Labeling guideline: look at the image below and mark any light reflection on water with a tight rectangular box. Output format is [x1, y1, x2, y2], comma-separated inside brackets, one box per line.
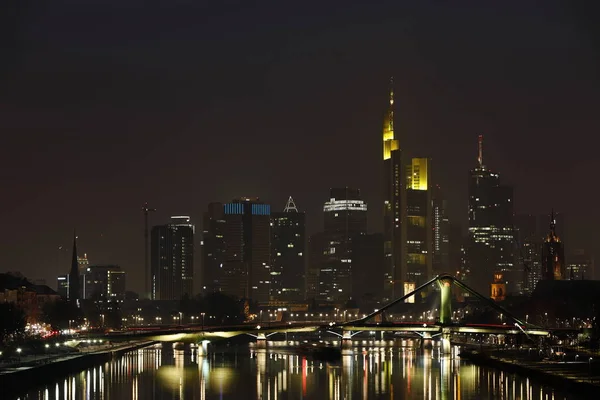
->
[17, 342, 576, 400]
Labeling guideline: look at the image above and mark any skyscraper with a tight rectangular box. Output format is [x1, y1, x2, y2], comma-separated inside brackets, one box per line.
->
[320, 187, 367, 301]
[82, 265, 126, 302]
[382, 77, 404, 301]
[221, 198, 271, 303]
[151, 216, 195, 300]
[515, 214, 542, 293]
[68, 231, 80, 303]
[567, 249, 594, 280]
[404, 158, 433, 297]
[467, 135, 515, 294]
[351, 233, 384, 306]
[432, 185, 450, 276]
[270, 197, 306, 302]
[201, 202, 226, 293]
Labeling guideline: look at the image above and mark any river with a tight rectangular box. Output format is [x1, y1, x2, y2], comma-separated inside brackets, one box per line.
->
[16, 340, 578, 399]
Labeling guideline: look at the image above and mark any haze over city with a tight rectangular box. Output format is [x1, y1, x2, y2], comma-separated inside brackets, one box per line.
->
[3, 1, 599, 293]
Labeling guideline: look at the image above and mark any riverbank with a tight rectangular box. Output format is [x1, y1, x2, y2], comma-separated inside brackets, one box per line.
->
[0, 340, 155, 399]
[460, 349, 600, 399]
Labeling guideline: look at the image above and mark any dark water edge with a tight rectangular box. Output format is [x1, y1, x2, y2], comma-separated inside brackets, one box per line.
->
[11, 340, 589, 400]
[0, 342, 152, 399]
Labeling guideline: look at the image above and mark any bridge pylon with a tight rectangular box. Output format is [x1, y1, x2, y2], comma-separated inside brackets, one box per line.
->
[437, 276, 453, 326]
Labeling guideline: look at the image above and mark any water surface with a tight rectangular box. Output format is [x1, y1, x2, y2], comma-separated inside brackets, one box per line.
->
[18, 341, 577, 399]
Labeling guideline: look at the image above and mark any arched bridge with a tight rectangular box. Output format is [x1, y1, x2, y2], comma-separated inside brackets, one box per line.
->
[86, 274, 551, 353]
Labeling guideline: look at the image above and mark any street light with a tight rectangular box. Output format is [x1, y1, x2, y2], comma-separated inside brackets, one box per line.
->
[201, 312, 206, 331]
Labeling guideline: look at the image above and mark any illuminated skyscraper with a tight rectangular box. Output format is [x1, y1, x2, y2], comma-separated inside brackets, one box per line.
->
[515, 214, 542, 293]
[151, 216, 195, 300]
[77, 253, 89, 275]
[467, 136, 515, 294]
[201, 202, 226, 293]
[320, 187, 367, 301]
[382, 77, 404, 301]
[404, 158, 433, 295]
[432, 185, 450, 276]
[271, 197, 306, 301]
[221, 198, 271, 303]
[82, 265, 126, 302]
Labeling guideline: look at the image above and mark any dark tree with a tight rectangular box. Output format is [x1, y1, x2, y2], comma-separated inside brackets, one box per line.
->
[41, 300, 83, 330]
[0, 303, 26, 343]
[202, 292, 245, 324]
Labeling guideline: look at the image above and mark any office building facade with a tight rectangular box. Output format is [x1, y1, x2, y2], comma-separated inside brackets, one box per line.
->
[270, 197, 306, 301]
[151, 216, 195, 300]
[201, 202, 226, 293]
[403, 158, 433, 299]
[221, 198, 272, 303]
[432, 185, 450, 276]
[567, 249, 594, 280]
[382, 78, 404, 301]
[467, 135, 516, 294]
[320, 187, 367, 301]
[82, 265, 126, 302]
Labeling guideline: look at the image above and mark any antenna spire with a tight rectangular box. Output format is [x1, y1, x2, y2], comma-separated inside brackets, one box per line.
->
[68, 229, 80, 302]
[283, 196, 298, 212]
[477, 134, 484, 167]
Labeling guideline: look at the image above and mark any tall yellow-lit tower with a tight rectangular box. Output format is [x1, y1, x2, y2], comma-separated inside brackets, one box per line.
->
[382, 77, 403, 301]
[382, 78, 399, 160]
[405, 157, 433, 294]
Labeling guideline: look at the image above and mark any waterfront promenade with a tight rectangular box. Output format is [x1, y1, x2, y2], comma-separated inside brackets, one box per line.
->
[0, 340, 154, 398]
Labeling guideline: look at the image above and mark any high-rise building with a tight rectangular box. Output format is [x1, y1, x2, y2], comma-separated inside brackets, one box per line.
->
[351, 233, 384, 306]
[221, 198, 271, 303]
[151, 216, 195, 300]
[382, 78, 404, 302]
[515, 214, 542, 293]
[320, 187, 367, 301]
[201, 202, 226, 293]
[403, 158, 433, 298]
[306, 232, 326, 300]
[68, 232, 80, 303]
[56, 274, 69, 299]
[432, 185, 450, 276]
[567, 249, 594, 280]
[82, 265, 126, 302]
[467, 135, 515, 294]
[77, 253, 89, 275]
[541, 212, 565, 281]
[270, 197, 306, 302]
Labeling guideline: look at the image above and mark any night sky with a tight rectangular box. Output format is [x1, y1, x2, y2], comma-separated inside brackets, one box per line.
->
[2, 1, 599, 293]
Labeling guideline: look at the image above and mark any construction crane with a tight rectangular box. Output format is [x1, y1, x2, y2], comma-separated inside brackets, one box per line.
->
[142, 202, 156, 299]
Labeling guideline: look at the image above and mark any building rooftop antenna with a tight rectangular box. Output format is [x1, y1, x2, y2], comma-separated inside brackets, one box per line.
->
[477, 134, 484, 167]
[283, 196, 298, 212]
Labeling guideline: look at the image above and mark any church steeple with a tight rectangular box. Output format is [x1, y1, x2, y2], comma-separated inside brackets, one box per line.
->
[68, 230, 80, 302]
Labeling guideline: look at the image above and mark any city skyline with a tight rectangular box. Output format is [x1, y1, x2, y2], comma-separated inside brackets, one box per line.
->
[2, 2, 599, 294]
